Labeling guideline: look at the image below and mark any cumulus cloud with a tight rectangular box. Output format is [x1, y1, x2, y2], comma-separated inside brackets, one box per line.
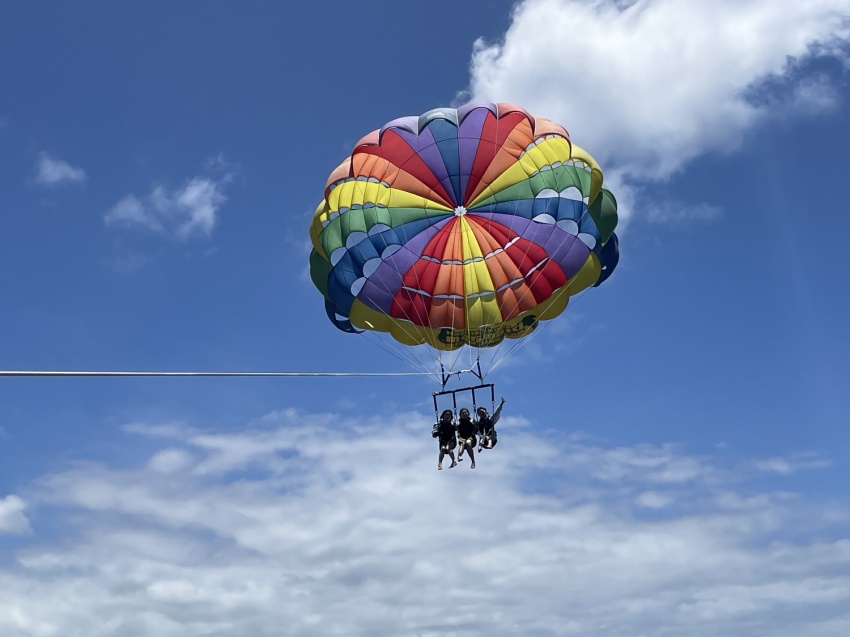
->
[104, 156, 234, 241]
[2, 409, 849, 636]
[34, 152, 87, 186]
[468, 0, 850, 217]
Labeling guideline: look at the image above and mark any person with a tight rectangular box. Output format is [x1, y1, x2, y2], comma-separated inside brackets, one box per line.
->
[455, 407, 477, 469]
[432, 409, 457, 470]
[476, 396, 506, 452]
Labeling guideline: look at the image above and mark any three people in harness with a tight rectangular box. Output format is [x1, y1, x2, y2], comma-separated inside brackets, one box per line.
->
[432, 397, 505, 471]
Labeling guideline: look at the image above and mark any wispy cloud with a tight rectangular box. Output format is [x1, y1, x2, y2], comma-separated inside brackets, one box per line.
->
[468, 0, 850, 220]
[105, 178, 226, 240]
[755, 453, 831, 475]
[636, 490, 676, 508]
[104, 156, 234, 241]
[646, 200, 724, 224]
[34, 152, 87, 187]
[0, 494, 31, 534]
[790, 74, 841, 112]
[2, 409, 848, 636]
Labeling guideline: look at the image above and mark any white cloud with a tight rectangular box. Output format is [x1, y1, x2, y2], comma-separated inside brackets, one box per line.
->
[177, 179, 226, 238]
[2, 410, 849, 636]
[203, 152, 240, 178]
[468, 0, 850, 218]
[34, 152, 86, 186]
[562, 441, 710, 483]
[756, 453, 831, 475]
[0, 494, 31, 534]
[104, 156, 232, 241]
[104, 194, 164, 233]
[789, 74, 842, 112]
[148, 449, 194, 474]
[636, 490, 675, 508]
[105, 178, 226, 240]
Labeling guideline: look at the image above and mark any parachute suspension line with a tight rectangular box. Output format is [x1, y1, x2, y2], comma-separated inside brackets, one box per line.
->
[477, 191, 554, 376]
[437, 350, 466, 388]
[452, 216, 474, 375]
[486, 180, 600, 373]
[488, 202, 598, 374]
[489, 283, 595, 375]
[436, 354, 486, 391]
[437, 216, 467, 386]
[371, 199, 447, 374]
[352, 182, 426, 356]
[350, 202, 441, 376]
[465, 203, 475, 374]
[361, 330, 433, 379]
[479, 186, 542, 372]
[356, 330, 410, 369]
[442, 345, 467, 378]
[347, 285, 427, 373]
[0, 370, 434, 378]
[435, 218, 476, 381]
[356, 330, 438, 382]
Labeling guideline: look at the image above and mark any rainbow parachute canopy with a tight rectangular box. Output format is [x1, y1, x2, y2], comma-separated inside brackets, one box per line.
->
[310, 102, 619, 352]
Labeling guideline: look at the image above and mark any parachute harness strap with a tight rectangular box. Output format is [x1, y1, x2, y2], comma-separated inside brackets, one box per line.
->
[437, 353, 487, 392]
[432, 382, 494, 424]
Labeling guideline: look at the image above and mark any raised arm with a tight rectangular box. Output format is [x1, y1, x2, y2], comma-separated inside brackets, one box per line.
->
[492, 397, 506, 426]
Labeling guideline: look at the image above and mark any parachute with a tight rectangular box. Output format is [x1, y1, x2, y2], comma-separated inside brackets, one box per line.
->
[309, 102, 619, 382]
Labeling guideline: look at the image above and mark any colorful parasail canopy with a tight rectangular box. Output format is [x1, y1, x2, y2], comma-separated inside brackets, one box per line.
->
[310, 102, 619, 352]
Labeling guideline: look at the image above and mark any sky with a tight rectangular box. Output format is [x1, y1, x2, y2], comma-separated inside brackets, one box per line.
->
[1, 1, 849, 635]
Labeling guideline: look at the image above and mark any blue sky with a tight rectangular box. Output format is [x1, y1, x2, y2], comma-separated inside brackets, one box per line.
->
[1, 1, 850, 635]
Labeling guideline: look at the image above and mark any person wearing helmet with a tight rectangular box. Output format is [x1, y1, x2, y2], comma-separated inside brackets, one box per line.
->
[476, 396, 506, 452]
[432, 409, 457, 470]
[455, 407, 477, 469]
